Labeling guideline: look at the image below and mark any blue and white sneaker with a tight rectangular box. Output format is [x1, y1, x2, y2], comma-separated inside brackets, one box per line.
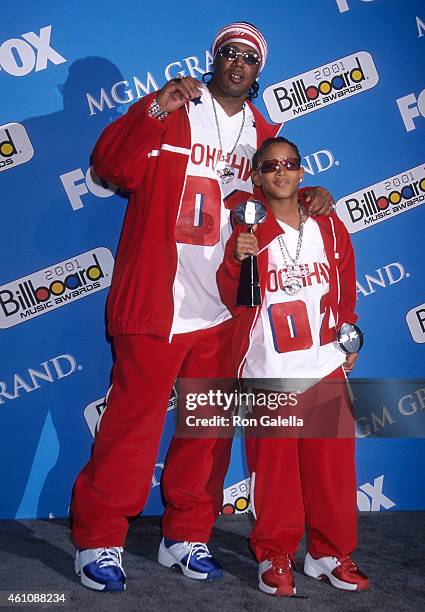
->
[158, 538, 223, 580]
[75, 547, 126, 592]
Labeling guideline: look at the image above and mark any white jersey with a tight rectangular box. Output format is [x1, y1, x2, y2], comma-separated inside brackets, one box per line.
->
[171, 84, 257, 335]
[243, 218, 346, 391]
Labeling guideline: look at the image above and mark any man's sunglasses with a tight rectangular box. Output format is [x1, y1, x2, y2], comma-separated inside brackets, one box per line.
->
[217, 45, 260, 66]
[259, 158, 301, 173]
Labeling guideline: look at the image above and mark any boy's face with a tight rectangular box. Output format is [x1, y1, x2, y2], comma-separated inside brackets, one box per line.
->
[252, 142, 304, 201]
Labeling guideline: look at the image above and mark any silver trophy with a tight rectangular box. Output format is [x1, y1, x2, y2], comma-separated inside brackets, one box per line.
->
[233, 200, 267, 307]
[337, 322, 364, 354]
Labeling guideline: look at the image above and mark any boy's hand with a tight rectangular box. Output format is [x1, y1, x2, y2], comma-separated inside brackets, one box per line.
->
[343, 352, 358, 373]
[235, 230, 258, 262]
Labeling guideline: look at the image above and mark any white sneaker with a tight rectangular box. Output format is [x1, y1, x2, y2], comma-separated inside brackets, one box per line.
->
[258, 554, 296, 596]
[304, 552, 369, 591]
[75, 547, 126, 591]
[158, 538, 223, 580]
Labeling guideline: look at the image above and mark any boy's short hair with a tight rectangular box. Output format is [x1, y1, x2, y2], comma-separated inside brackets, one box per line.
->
[253, 137, 301, 170]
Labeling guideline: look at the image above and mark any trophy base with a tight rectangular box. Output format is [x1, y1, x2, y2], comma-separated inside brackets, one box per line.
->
[236, 284, 261, 307]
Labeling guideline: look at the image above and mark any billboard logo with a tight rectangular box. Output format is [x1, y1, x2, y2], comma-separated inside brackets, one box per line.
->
[336, 163, 425, 233]
[406, 303, 425, 344]
[0, 26, 66, 77]
[84, 387, 177, 437]
[84, 397, 108, 437]
[263, 51, 379, 123]
[397, 88, 425, 132]
[0, 123, 34, 172]
[0, 248, 114, 328]
[222, 478, 250, 515]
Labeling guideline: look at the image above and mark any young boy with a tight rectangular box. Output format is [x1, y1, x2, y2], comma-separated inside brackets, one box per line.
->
[216, 137, 368, 596]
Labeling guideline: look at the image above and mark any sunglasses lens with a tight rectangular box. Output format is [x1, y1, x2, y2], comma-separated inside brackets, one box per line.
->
[285, 158, 301, 170]
[219, 46, 236, 60]
[218, 46, 260, 65]
[260, 160, 278, 173]
[260, 158, 301, 173]
[244, 53, 260, 65]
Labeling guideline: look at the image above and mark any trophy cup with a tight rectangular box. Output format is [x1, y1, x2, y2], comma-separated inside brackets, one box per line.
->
[234, 200, 267, 307]
[337, 322, 364, 354]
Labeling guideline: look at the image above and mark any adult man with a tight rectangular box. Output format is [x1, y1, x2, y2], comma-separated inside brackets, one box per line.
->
[71, 22, 333, 592]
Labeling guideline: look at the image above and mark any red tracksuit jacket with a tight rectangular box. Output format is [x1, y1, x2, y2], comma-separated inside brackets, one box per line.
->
[92, 92, 282, 338]
[216, 209, 358, 376]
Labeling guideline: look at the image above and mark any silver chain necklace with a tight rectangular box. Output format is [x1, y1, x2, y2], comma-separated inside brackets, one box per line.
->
[277, 207, 308, 296]
[209, 91, 246, 184]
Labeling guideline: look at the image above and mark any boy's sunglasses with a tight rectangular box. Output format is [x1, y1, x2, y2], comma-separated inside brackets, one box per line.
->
[217, 45, 260, 66]
[259, 158, 301, 173]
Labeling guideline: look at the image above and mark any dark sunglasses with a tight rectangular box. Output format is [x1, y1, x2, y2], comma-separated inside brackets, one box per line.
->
[259, 158, 301, 173]
[217, 45, 260, 66]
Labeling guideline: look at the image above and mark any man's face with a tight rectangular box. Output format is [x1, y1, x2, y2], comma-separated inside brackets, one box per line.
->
[210, 42, 260, 98]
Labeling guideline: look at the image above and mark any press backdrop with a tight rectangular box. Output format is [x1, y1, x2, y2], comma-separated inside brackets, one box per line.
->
[1, 0, 424, 519]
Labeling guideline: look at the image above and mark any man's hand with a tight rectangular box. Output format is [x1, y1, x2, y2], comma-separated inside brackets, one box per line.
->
[343, 352, 358, 373]
[303, 186, 334, 216]
[156, 77, 203, 114]
[235, 230, 258, 262]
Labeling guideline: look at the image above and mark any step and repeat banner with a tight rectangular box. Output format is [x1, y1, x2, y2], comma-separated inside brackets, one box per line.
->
[1, 0, 424, 519]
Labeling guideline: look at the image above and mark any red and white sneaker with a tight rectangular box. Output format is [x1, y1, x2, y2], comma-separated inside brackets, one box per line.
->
[304, 552, 369, 591]
[258, 553, 296, 596]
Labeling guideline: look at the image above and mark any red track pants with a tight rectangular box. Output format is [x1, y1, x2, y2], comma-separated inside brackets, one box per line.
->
[245, 367, 357, 562]
[71, 320, 234, 549]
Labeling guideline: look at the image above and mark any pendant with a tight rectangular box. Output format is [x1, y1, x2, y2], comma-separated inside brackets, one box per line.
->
[215, 159, 235, 184]
[292, 263, 310, 278]
[283, 277, 302, 296]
